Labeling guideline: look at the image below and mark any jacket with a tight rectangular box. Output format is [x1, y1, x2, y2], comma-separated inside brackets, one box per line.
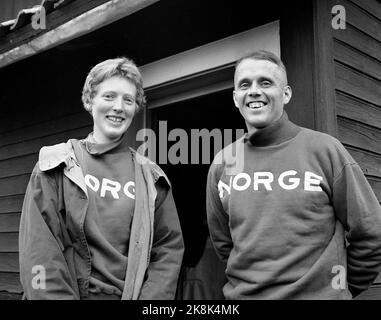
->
[19, 139, 184, 300]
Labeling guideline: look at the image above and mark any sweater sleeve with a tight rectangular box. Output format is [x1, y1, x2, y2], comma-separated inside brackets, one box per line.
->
[206, 163, 232, 265]
[138, 180, 184, 300]
[19, 165, 80, 300]
[332, 162, 381, 297]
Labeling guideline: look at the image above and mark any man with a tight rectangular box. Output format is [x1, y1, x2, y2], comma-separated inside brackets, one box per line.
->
[206, 50, 381, 299]
[19, 57, 184, 299]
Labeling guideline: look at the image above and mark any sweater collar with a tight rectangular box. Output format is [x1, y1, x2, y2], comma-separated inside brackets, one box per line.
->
[244, 111, 301, 147]
[82, 132, 126, 155]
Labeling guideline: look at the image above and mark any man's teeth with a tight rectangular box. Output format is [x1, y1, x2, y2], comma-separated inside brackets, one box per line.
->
[107, 116, 124, 123]
[248, 102, 265, 109]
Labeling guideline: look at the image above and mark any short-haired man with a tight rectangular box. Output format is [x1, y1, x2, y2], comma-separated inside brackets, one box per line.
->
[206, 50, 381, 299]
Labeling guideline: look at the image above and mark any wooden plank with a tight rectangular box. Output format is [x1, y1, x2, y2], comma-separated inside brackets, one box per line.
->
[279, 0, 316, 130]
[346, 146, 381, 178]
[337, 0, 381, 42]
[374, 270, 381, 284]
[0, 195, 24, 214]
[0, 125, 91, 161]
[0, 0, 159, 68]
[336, 91, 381, 129]
[355, 284, 381, 300]
[350, 0, 381, 21]
[0, 233, 19, 252]
[0, 154, 37, 179]
[0, 0, 111, 55]
[333, 40, 381, 82]
[0, 175, 30, 198]
[0, 99, 81, 135]
[312, 0, 337, 135]
[335, 62, 381, 107]
[0, 272, 22, 293]
[334, 24, 381, 61]
[0, 292, 22, 300]
[0, 253, 19, 273]
[338, 117, 381, 154]
[0, 213, 20, 233]
[0, 0, 41, 23]
[0, 111, 91, 148]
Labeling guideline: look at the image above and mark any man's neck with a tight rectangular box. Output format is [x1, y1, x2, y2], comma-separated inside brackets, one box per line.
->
[245, 112, 301, 147]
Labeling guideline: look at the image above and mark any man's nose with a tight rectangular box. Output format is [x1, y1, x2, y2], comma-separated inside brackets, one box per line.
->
[248, 83, 261, 96]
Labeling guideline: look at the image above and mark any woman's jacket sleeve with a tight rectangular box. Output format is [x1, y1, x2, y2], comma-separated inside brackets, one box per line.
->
[19, 164, 80, 300]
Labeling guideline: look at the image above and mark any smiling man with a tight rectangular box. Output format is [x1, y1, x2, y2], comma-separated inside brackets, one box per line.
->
[19, 57, 184, 300]
[206, 50, 381, 299]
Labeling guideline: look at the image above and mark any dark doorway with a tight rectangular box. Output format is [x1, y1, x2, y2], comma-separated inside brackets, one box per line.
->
[150, 89, 245, 299]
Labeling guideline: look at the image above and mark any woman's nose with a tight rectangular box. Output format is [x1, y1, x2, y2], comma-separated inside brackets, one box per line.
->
[112, 97, 124, 111]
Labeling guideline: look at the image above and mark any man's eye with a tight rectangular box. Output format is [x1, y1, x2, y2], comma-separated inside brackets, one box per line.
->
[239, 83, 249, 89]
[261, 81, 272, 87]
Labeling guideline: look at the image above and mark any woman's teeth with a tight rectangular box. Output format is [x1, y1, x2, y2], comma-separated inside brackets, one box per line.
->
[107, 116, 123, 123]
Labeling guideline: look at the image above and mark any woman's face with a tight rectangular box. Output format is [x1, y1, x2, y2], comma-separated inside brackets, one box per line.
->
[90, 76, 137, 143]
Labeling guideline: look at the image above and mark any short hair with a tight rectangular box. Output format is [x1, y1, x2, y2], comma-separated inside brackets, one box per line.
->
[81, 57, 146, 113]
[235, 50, 288, 84]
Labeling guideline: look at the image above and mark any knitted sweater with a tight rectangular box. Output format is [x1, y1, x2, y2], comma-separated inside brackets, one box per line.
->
[206, 113, 381, 299]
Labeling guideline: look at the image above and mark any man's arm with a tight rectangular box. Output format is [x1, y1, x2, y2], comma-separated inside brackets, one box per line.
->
[206, 163, 232, 265]
[333, 162, 381, 297]
[19, 165, 80, 300]
[138, 180, 184, 300]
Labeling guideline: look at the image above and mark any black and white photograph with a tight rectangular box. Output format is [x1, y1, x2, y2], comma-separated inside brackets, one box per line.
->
[0, 0, 380, 307]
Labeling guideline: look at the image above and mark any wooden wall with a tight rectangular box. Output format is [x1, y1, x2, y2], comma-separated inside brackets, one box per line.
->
[332, 0, 381, 199]
[329, 0, 381, 298]
[0, 106, 92, 299]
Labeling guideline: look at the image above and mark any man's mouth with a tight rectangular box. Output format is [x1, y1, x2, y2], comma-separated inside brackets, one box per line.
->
[247, 101, 267, 109]
[106, 115, 125, 123]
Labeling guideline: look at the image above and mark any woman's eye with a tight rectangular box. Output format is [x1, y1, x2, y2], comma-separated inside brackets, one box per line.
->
[124, 97, 135, 104]
[103, 93, 114, 99]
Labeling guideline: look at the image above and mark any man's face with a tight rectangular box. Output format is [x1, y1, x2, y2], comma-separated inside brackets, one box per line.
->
[91, 76, 137, 143]
[233, 58, 292, 132]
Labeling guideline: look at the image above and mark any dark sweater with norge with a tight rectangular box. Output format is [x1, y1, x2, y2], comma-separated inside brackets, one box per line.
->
[206, 112, 381, 299]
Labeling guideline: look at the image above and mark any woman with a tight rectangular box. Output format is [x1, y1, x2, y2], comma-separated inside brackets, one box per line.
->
[19, 57, 184, 300]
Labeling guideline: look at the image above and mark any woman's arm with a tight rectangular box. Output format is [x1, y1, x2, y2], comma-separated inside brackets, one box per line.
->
[19, 164, 80, 300]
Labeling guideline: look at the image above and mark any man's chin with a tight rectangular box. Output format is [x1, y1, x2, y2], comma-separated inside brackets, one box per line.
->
[245, 117, 270, 131]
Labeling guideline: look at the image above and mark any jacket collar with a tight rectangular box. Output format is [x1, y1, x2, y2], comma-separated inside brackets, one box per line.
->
[39, 141, 72, 172]
[39, 140, 87, 196]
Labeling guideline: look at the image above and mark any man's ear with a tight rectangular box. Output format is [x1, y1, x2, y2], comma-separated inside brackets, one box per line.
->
[233, 90, 239, 109]
[283, 85, 292, 105]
